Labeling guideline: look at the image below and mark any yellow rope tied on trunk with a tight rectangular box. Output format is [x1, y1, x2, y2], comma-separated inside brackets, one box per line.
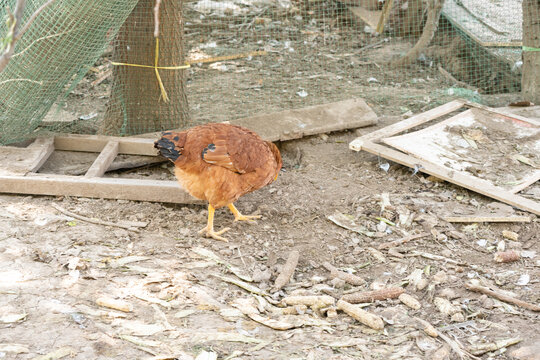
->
[111, 38, 190, 103]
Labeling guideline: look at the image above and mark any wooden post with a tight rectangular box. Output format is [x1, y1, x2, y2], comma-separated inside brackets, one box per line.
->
[522, 0, 540, 104]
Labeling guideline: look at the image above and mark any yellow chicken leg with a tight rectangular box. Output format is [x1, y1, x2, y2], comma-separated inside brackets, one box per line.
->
[199, 204, 230, 242]
[228, 203, 262, 222]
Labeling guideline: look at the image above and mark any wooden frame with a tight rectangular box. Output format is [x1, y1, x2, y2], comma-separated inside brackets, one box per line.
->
[349, 99, 540, 216]
[0, 98, 379, 204]
[0, 134, 200, 204]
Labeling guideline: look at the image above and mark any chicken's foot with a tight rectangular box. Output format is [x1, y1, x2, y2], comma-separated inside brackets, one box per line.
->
[228, 203, 261, 222]
[199, 204, 230, 242]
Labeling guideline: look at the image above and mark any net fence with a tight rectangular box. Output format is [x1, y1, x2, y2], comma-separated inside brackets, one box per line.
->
[0, 0, 538, 145]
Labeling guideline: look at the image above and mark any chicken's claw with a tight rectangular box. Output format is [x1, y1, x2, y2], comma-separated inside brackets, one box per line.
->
[198, 225, 230, 242]
[228, 203, 261, 223]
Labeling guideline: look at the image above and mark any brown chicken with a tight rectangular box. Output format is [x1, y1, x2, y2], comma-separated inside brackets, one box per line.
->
[154, 123, 282, 241]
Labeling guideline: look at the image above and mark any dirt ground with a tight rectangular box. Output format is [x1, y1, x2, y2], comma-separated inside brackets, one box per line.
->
[2, 96, 540, 359]
[2, 5, 540, 359]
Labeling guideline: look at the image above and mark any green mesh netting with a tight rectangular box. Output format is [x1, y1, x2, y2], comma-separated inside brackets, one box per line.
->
[0, 0, 139, 144]
[1, 0, 538, 145]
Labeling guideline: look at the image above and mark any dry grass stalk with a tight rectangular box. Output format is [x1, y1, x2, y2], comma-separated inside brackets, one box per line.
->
[322, 262, 365, 286]
[378, 232, 429, 249]
[465, 282, 540, 312]
[96, 296, 133, 312]
[399, 293, 421, 310]
[273, 250, 300, 291]
[341, 287, 404, 304]
[493, 250, 520, 263]
[337, 300, 384, 330]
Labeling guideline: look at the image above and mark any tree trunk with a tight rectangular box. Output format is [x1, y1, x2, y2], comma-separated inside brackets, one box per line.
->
[522, 0, 540, 104]
[100, 0, 189, 136]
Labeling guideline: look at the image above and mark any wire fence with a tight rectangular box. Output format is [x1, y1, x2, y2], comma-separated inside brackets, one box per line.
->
[0, 0, 536, 144]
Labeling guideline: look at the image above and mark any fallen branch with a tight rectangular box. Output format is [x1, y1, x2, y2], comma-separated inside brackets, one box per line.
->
[341, 287, 404, 304]
[322, 262, 365, 286]
[465, 282, 540, 312]
[390, 0, 445, 67]
[273, 250, 300, 291]
[337, 300, 384, 330]
[51, 203, 142, 231]
[378, 232, 429, 249]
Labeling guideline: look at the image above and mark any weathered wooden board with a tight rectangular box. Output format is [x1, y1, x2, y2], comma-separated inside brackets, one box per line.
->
[139, 98, 378, 141]
[0, 174, 201, 204]
[232, 98, 378, 142]
[349, 100, 540, 216]
[0, 137, 55, 175]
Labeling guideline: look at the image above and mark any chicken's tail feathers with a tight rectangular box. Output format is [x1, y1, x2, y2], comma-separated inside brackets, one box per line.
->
[154, 131, 186, 162]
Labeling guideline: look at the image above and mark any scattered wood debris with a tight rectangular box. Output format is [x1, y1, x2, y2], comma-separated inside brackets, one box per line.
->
[341, 287, 405, 304]
[399, 293, 421, 310]
[96, 296, 133, 313]
[468, 337, 522, 356]
[443, 216, 531, 223]
[337, 300, 384, 330]
[466, 281, 540, 312]
[322, 262, 365, 285]
[494, 250, 520, 263]
[378, 232, 429, 250]
[273, 249, 300, 291]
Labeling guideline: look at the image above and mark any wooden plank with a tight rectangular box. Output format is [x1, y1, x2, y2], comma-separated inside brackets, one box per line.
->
[138, 98, 378, 142]
[0, 174, 201, 204]
[349, 100, 465, 151]
[0, 137, 55, 175]
[510, 173, 540, 194]
[443, 216, 531, 223]
[85, 141, 119, 178]
[26, 137, 55, 173]
[465, 101, 540, 126]
[358, 140, 540, 215]
[381, 108, 540, 194]
[54, 134, 157, 156]
[232, 98, 378, 142]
